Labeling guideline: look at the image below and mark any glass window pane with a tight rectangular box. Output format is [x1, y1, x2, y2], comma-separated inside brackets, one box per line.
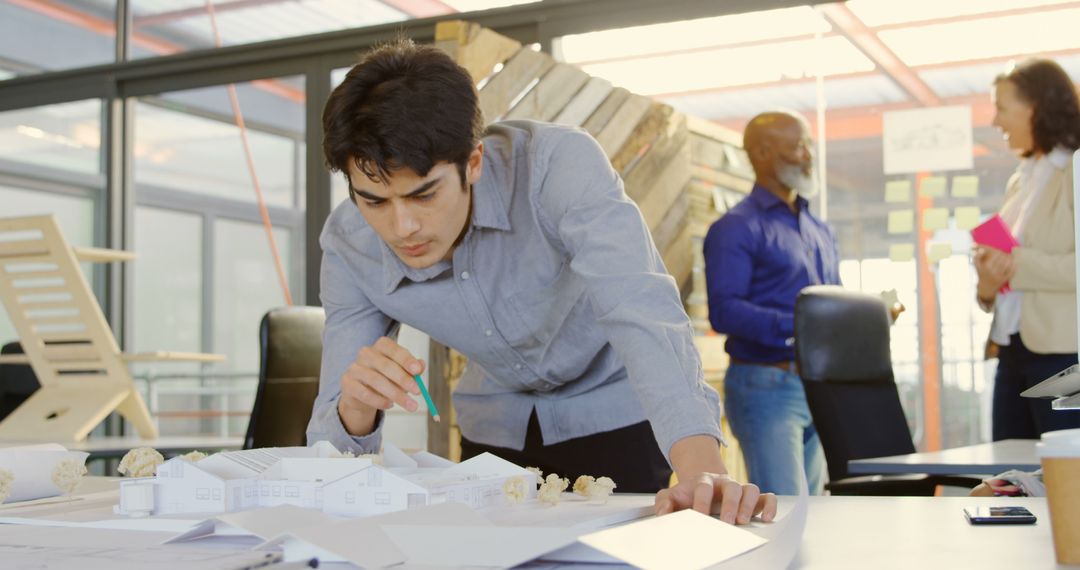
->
[0, 100, 103, 175]
[134, 79, 303, 207]
[212, 218, 292, 375]
[132, 206, 203, 357]
[0, 1, 117, 77]
[0, 186, 95, 346]
[127, 0, 539, 60]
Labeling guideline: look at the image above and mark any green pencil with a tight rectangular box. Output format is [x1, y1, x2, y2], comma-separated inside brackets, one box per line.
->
[414, 374, 441, 422]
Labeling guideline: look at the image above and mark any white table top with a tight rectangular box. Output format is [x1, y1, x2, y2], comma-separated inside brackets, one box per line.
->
[0, 481, 1063, 568]
[848, 439, 1039, 476]
[0, 435, 243, 458]
[792, 495, 1060, 568]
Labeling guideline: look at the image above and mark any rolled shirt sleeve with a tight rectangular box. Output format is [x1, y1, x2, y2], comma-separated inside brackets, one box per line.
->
[305, 240, 393, 455]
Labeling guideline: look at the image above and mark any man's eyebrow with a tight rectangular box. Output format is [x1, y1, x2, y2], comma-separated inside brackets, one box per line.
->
[404, 180, 439, 197]
[353, 179, 439, 202]
[354, 189, 385, 201]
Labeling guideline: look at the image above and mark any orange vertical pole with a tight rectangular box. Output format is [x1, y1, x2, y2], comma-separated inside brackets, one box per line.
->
[915, 173, 942, 452]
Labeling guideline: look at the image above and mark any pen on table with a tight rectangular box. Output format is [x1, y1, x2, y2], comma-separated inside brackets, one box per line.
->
[414, 373, 441, 422]
[270, 557, 319, 569]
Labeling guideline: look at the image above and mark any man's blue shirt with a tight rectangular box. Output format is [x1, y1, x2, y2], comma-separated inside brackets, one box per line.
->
[703, 184, 840, 362]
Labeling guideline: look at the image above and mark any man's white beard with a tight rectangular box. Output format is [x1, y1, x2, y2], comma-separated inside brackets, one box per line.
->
[777, 162, 818, 198]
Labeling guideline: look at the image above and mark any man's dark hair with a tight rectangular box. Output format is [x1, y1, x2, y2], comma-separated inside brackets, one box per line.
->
[995, 58, 1080, 157]
[322, 37, 484, 199]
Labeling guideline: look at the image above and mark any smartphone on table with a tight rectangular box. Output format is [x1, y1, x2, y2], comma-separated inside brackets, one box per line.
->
[964, 506, 1037, 525]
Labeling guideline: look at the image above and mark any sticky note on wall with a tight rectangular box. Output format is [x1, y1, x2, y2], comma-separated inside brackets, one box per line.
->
[890, 244, 914, 262]
[951, 175, 979, 198]
[920, 176, 946, 198]
[927, 242, 953, 263]
[923, 207, 948, 231]
[888, 210, 914, 234]
[954, 206, 982, 230]
[885, 180, 911, 203]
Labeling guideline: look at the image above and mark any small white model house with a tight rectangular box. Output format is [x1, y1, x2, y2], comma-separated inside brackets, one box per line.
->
[115, 442, 537, 518]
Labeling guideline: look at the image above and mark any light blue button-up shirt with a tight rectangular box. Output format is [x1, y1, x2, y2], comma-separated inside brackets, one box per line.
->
[306, 120, 723, 462]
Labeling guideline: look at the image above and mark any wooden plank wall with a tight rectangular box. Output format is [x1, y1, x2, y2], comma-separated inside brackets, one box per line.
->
[427, 21, 731, 468]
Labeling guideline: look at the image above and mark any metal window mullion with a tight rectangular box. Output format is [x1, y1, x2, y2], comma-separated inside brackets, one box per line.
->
[304, 58, 331, 306]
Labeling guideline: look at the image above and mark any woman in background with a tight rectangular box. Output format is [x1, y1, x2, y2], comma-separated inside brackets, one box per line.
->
[975, 58, 1080, 440]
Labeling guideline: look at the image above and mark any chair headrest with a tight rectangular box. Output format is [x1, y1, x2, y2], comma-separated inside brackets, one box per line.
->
[794, 285, 893, 383]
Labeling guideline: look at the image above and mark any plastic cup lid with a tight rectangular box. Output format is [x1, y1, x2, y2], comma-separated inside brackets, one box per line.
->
[1037, 428, 1080, 458]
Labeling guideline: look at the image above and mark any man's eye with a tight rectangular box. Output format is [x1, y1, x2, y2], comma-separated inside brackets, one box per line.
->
[364, 200, 385, 208]
[415, 192, 435, 202]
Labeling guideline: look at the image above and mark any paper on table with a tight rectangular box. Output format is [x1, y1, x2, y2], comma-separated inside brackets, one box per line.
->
[258, 502, 489, 567]
[166, 504, 341, 544]
[717, 471, 810, 570]
[546, 472, 810, 569]
[0, 444, 90, 503]
[576, 509, 766, 570]
[0, 543, 280, 570]
[483, 493, 654, 531]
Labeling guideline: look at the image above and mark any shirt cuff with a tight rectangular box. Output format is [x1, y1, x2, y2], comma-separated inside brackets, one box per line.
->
[324, 403, 385, 455]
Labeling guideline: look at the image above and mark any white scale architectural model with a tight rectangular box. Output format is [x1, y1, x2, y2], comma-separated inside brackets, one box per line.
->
[115, 441, 538, 518]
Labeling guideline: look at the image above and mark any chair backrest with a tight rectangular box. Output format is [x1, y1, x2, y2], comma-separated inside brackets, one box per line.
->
[0, 342, 39, 420]
[244, 306, 325, 449]
[794, 285, 916, 481]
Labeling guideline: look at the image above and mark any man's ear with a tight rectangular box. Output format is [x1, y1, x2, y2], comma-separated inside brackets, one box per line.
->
[466, 143, 484, 185]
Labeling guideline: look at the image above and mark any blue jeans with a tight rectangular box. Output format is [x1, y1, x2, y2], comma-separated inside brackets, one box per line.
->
[724, 363, 824, 495]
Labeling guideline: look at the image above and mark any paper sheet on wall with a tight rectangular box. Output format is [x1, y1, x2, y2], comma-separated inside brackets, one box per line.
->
[923, 208, 949, 231]
[885, 180, 911, 203]
[889, 244, 915, 262]
[928, 243, 953, 263]
[888, 210, 914, 234]
[920, 176, 947, 198]
[954, 206, 982, 231]
[882, 105, 973, 174]
[951, 175, 980, 198]
[0, 444, 89, 503]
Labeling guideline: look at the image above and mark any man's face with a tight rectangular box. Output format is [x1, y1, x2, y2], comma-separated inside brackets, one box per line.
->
[770, 120, 816, 197]
[347, 146, 483, 269]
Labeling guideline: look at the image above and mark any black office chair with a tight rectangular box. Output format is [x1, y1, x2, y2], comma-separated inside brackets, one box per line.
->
[0, 342, 40, 421]
[243, 306, 325, 449]
[794, 285, 981, 495]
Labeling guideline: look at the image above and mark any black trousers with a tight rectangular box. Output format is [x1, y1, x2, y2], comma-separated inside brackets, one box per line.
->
[993, 333, 1080, 440]
[460, 411, 672, 493]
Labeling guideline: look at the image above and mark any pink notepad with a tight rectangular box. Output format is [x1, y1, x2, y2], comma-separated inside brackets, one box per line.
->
[971, 214, 1018, 292]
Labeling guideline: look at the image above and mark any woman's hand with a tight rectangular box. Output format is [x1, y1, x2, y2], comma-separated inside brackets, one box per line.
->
[973, 246, 1016, 303]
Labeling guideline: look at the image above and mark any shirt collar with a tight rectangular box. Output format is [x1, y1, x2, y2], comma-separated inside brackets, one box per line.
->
[1049, 145, 1072, 169]
[749, 183, 807, 213]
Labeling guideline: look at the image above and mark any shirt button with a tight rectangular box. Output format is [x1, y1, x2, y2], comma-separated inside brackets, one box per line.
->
[461, 271, 470, 280]
[485, 329, 493, 337]
[515, 364, 523, 370]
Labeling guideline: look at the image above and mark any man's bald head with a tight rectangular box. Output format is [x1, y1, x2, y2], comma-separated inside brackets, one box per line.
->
[742, 110, 815, 197]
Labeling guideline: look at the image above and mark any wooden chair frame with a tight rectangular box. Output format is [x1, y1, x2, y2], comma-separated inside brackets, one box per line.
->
[0, 214, 222, 442]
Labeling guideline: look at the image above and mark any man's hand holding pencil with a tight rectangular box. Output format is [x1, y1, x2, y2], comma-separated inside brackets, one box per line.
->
[338, 336, 440, 437]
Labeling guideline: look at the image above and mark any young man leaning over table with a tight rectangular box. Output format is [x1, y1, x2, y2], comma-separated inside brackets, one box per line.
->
[305, 37, 777, 524]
